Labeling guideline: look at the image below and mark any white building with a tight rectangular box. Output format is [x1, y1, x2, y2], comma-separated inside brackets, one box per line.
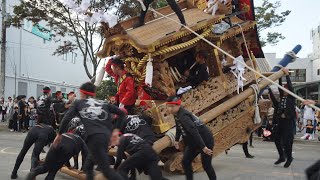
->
[264, 53, 320, 83]
[263, 24, 320, 101]
[0, 0, 91, 99]
[309, 25, 320, 59]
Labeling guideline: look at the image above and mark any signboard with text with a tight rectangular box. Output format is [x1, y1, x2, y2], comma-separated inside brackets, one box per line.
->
[23, 19, 52, 41]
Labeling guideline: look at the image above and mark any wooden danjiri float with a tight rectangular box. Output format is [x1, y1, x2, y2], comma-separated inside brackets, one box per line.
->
[61, 0, 293, 179]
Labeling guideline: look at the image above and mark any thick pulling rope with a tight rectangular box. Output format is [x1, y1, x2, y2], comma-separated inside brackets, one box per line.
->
[149, 7, 320, 111]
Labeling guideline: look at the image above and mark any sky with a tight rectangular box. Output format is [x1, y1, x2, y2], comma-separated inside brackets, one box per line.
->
[258, 0, 320, 58]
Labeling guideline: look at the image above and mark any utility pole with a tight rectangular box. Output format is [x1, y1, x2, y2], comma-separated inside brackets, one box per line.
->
[0, 0, 7, 98]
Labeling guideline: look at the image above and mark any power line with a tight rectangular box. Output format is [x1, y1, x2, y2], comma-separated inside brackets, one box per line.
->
[6, 41, 59, 51]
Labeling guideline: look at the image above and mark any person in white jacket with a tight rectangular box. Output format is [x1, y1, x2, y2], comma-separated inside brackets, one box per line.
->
[303, 105, 315, 133]
[6, 97, 14, 120]
[0, 97, 7, 122]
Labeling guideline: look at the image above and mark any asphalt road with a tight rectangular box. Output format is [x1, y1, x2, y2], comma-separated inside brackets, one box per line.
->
[0, 123, 318, 180]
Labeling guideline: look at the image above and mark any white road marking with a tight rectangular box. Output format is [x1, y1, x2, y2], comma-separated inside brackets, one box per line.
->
[0, 147, 30, 156]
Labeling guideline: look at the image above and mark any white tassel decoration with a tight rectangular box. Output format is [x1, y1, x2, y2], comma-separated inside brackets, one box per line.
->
[145, 54, 153, 87]
[94, 58, 109, 87]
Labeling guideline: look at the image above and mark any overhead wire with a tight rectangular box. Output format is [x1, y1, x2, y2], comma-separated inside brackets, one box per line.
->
[149, 7, 320, 111]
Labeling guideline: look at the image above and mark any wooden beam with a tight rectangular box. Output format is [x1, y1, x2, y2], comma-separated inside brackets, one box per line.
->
[153, 70, 284, 153]
[60, 167, 86, 180]
[261, 72, 275, 76]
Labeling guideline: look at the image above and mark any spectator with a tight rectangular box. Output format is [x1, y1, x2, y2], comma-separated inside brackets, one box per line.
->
[263, 119, 274, 141]
[302, 104, 315, 134]
[300, 120, 314, 140]
[17, 95, 27, 132]
[28, 97, 37, 128]
[11, 106, 19, 132]
[13, 98, 18, 108]
[0, 97, 6, 122]
[6, 97, 14, 121]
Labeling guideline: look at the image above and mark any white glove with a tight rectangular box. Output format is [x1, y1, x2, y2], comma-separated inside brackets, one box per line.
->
[111, 55, 118, 59]
[119, 103, 124, 108]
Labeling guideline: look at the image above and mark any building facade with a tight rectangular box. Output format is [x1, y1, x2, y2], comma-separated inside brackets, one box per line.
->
[264, 24, 320, 101]
[265, 53, 320, 83]
[309, 24, 320, 59]
[0, 0, 91, 99]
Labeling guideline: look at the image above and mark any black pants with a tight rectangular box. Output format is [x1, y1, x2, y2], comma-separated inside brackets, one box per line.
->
[84, 133, 123, 180]
[249, 133, 253, 146]
[11, 120, 18, 131]
[242, 141, 250, 157]
[1, 110, 6, 121]
[18, 119, 24, 131]
[306, 160, 320, 180]
[12, 131, 47, 175]
[118, 144, 162, 180]
[182, 137, 216, 180]
[24, 118, 30, 130]
[27, 137, 76, 180]
[274, 124, 294, 160]
[138, 0, 186, 25]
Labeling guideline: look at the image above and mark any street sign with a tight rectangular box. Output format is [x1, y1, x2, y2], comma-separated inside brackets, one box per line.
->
[23, 19, 52, 41]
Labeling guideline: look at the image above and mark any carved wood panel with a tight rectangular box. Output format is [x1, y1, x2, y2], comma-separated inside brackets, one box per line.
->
[212, 109, 255, 156]
[181, 60, 255, 115]
[206, 99, 253, 134]
[182, 77, 225, 113]
[152, 61, 176, 96]
[163, 102, 255, 172]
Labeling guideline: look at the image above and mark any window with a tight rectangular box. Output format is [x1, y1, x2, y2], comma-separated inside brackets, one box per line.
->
[318, 69, 320, 76]
[289, 69, 306, 82]
[18, 82, 28, 97]
[60, 88, 66, 93]
[50, 86, 56, 93]
[71, 52, 77, 64]
[37, 84, 45, 98]
[62, 53, 67, 61]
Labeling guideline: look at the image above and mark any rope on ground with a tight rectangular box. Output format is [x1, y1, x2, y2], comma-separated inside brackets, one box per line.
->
[149, 7, 320, 111]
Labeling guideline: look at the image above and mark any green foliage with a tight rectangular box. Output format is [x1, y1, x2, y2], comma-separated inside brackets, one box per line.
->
[9, 0, 131, 79]
[255, 0, 291, 46]
[156, 0, 169, 8]
[96, 77, 117, 100]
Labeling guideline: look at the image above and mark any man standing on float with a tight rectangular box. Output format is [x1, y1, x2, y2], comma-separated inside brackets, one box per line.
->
[105, 57, 136, 114]
[134, 0, 186, 28]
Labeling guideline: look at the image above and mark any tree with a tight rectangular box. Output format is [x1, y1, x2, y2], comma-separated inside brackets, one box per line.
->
[96, 77, 117, 100]
[9, 0, 136, 80]
[255, 0, 291, 47]
[9, 0, 176, 80]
